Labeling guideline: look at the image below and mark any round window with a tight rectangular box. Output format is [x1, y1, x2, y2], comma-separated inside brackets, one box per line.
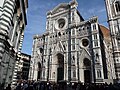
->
[58, 18, 65, 29]
[82, 39, 89, 47]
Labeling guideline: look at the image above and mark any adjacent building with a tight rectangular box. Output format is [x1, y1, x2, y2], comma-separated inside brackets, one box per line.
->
[12, 53, 31, 85]
[29, 0, 116, 83]
[105, 0, 120, 80]
[0, 0, 28, 86]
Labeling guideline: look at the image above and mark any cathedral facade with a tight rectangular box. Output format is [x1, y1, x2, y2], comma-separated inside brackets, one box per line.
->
[105, 0, 120, 80]
[29, 0, 116, 83]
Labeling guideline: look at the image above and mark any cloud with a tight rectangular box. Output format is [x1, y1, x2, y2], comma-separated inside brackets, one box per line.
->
[87, 7, 106, 15]
[88, 8, 96, 15]
[98, 8, 106, 13]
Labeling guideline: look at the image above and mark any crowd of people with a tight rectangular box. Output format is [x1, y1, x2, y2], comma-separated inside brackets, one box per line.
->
[1, 80, 120, 90]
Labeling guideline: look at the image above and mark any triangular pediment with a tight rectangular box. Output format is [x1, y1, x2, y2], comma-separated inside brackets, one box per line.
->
[79, 48, 91, 61]
[52, 42, 64, 56]
[79, 49, 91, 67]
[51, 3, 69, 14]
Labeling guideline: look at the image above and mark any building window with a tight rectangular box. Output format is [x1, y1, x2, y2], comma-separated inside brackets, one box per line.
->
[44, 45, 47, 54]
[72, 45, 75, 50]
[118, 40, 120, 47]
[73, 70, 76, 77]
[72, 29, 75, 35]
[72, 55, 75, 64]
[87, 26, 90, 30]
[93, 24, 96, 30]
[43, 70, 45, 77]
[82, 39, 89, 47]
[116, 59, 119, 62]
[58, 18, 65, 29]
[83, 58, 91, 67]
[47, 21, 49, 29]
[96, 53, 99, 61]
[115, 1, 120, 13]
[97, 70, 102, 78]
[94, 41, 98, 47]
[72, 38, 75, 50]
[94, 34, 97, 40]
[45, 37, 48, 42]
[72, 12, 74, 21]
[52, 72, 55, 78]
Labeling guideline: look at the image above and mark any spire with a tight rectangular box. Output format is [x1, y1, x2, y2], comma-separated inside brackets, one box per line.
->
[69, 0, 78, 7]
[73, 0, 77, 2]
[73, 0, 78, 4]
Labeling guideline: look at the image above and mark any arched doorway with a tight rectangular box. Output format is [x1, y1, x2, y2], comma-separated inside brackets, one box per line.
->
[57, 53, 64, 82]
[37, 62, 41, 80]
[83, 58, 91, 83]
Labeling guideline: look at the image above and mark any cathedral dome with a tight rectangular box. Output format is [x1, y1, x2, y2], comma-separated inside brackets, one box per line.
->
[99, 25, 111, 42]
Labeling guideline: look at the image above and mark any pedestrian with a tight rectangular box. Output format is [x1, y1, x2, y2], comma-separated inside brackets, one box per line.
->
[6, 84, 11, 90]
[23, 82, 28, 90]
[15, 83, 22, 90]
[1, 83, 5, 90]
[28, 82, 34, 90]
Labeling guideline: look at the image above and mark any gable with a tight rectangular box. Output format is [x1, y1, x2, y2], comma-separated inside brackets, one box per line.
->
[52, 42, 64, 56]
[79, 48, 91, 61]
[51, 3, 69, 14]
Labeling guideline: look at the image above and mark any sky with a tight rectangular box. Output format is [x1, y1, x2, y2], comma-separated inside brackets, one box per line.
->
[21, 0, 108, 55]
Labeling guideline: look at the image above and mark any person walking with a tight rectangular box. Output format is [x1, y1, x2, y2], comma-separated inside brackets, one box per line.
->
[15, 83, 22, 90]
[5, 84, 11, 90]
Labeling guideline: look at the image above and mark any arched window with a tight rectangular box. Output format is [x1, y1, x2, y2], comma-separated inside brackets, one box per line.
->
[38, 62, 41, 70]
[72, 29, 75, 35]
[72, 12, 74, 21]
[72, 38, 75, 50]
[93, 24, 96, 30]
[115, 1, 120, 13]
[52, 72, 55, 78]
[72, 55, 75, 63]
[83, 58, 91, 67]
[97, 70, 102, 78]
[73, 70, 76, 77]
[43, 70, 45, 77]
[37, 62, 41, 80]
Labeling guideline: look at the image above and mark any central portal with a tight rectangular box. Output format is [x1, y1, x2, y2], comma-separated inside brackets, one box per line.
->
[84, 70, 91, 83]
[83, 58, 91, 83]
[57, 53, 64, 82]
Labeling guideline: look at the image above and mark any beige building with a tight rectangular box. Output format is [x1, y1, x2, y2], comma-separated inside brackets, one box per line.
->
[0, 0, 28, 86]
[29, 0, 116, 83]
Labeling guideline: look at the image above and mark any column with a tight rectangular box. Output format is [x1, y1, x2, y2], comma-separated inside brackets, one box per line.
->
[11, 18, 19, 43]
[15, 29, 21, 51]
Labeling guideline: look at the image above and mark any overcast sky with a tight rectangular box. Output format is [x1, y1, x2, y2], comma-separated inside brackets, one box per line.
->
[22, 0, 108, 55]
